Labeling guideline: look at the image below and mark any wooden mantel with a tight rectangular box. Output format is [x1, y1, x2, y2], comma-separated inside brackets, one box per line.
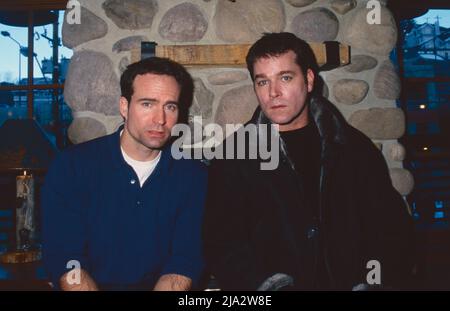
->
[131, 42, 350, 70]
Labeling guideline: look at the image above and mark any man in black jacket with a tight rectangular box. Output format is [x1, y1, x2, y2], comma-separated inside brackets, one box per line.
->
[203, 32, 414, 290]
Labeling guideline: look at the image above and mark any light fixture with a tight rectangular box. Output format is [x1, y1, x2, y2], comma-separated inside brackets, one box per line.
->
[423, 147, 429, 151]
[19, 46, 37, 58]
[419, 104, 426, 109]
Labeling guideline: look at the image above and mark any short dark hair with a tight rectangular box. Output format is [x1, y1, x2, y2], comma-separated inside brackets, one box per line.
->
[246, 32, 319, 82]
[120, 57, 194, 124]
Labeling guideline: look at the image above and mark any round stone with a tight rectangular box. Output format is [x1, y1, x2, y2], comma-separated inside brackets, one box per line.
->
[286, 0, 316, 7]
[214, 0, 285, 43]
[374, 60, 401, 100]
[64, 51, 120, 116]
[103, 115, 124, 133]
[62, 7, 107, 48]
[343, 6, 397, 55]
[348, 108, 405, 140]
[191, 78, 214, 121]
[68, 117, 107, 144]
[291, 8, 339, 42]
[207, 71, 249, 85]
[331, 0, 356, 15]
[159, 3, 208, 42]
[112, 36, 148, 53]
[333, 79, 369, 105]
[389, 168, 414, 195]
[215, 85, 259, 129]
[186, 78, 214, 144]
[118, 57, 130, 74]
[389, 142, 406, 161]
[344, 55, 378, 73]
[102, 0, 158, 30]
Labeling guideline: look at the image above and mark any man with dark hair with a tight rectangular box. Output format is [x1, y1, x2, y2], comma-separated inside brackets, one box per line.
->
[120, 57, 194, 125]
[203, 33, 414, 290]
[42, 57, 207, 291]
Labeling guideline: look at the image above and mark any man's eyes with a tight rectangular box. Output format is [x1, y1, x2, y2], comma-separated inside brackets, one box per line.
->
[141, 102, 177, 111]
[165, 104, 178, 112]
[255, 76, 293, 86]
[142, 102, 154, 107]
[255, 80, 268, 87]
[281, 75, 293, 81]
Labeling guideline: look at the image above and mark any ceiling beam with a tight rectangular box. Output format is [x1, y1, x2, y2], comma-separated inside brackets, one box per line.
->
[0, 0, 68, 11]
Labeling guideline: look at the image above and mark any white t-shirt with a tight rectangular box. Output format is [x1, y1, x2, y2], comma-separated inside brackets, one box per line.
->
[120, 131, 161, 187]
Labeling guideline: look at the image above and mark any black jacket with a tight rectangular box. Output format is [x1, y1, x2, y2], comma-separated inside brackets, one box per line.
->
[203, 96, 414, 290]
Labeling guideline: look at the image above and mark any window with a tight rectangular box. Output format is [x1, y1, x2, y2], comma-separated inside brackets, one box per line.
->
[0, 3, 73, 148]
[395, 9, 450, 226]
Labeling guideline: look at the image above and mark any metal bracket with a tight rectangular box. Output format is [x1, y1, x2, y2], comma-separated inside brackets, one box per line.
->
[141, 41, 158, 60]
[320, 41, 342, 71]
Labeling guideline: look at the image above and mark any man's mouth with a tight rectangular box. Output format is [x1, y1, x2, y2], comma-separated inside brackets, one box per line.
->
[146, 130, 165, 138]
[271, 104, 286, 110]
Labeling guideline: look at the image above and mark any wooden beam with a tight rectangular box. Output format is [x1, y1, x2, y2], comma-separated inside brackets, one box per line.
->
[157, 44, 252, 67]
[131, 42, 350, 69]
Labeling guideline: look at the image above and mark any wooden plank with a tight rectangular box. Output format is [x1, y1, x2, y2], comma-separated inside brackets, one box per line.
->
[130, 43, 350, 68]
[156, 44, 252, 67]
[340, 44, 350, 66]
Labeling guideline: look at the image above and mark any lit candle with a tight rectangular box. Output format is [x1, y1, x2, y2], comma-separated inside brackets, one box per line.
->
[16, 170, 35, 250]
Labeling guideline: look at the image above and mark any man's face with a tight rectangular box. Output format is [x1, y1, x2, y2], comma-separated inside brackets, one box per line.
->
[252, 50, 315, 132]
[120, 73, 180, 150]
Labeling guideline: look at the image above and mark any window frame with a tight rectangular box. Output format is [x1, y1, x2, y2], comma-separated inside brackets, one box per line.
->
[0, 1, 69, 147]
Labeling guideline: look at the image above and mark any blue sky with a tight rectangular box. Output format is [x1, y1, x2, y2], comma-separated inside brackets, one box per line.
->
[0, 9, 449, 83]
[0, 11, 72, 83]
[414, 9, 450, 27]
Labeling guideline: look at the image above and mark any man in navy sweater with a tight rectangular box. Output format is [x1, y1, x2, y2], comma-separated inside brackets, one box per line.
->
[41, 57, 207, 291]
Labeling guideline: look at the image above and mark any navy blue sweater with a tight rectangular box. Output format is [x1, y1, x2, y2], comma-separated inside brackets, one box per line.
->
[41, 127, 207, 290]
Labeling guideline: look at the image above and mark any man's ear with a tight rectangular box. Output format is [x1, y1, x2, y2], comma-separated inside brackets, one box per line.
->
[306, 69, 315, 93]
[119, 97, 129, 121]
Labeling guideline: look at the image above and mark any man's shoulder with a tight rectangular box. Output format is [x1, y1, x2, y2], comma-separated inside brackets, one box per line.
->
[52, 133, 114, 167]
[66, 133, 113, 154]
[343, 124, 386, 163]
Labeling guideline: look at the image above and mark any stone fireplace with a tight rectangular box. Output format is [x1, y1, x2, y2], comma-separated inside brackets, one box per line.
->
[62, 0, 414, 197]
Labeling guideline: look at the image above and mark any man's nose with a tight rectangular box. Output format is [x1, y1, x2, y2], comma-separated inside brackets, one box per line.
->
[153, 106, 166, 126]
[269, 81, 281, 98]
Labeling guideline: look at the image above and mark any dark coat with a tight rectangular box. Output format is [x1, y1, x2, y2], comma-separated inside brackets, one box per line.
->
[203, 96, 414, 290]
